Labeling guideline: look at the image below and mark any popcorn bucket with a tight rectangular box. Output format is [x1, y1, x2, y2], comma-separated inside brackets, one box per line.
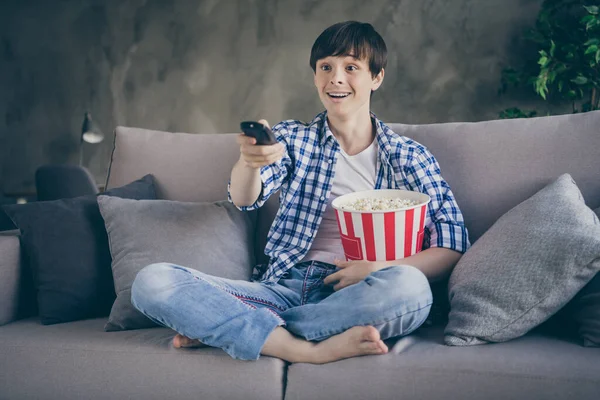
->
[331, 190, 431, 261]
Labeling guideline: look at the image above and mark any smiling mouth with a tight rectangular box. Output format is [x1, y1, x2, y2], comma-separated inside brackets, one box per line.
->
[327, 92, 351, 99]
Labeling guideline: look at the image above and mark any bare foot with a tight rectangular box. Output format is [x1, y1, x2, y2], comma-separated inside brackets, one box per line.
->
[172, 333, 207, 349]
[312, 326, 388, 364]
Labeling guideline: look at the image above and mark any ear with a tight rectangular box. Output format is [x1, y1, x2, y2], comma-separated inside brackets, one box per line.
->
[372, 68, 385, 91]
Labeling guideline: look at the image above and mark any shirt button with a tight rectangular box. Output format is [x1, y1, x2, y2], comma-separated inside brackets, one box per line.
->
[285, 259, 291, 264]
[328, 159, 333, 164]
[320, 196, 325, 201]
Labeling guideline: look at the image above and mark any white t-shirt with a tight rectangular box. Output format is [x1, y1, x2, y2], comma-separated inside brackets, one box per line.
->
[300, 138, 378, 264]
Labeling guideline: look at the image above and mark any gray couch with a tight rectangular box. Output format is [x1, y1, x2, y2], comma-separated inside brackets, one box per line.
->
[2, 111, 600, 400]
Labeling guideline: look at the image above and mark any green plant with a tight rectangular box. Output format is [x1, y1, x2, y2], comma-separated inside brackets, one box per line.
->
[499, 1, 600, 118]
[498, 107, 538, 119]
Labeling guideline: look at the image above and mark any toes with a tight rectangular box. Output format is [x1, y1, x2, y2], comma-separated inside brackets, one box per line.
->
[361, 326, 381, 342]
[172, 335, 182, 348]
[358, 339, 388, 354]
[173, 334, 203, 348]
[378, 341, 389, 353]
[359, 341, 380, 351]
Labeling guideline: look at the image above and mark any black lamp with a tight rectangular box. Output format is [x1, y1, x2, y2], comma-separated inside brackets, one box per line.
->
[79, 112, 104, 166]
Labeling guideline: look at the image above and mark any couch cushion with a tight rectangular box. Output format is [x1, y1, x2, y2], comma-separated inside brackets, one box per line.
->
[0, 230, 33, 326]
[97, 196, 257, 332]
[105, 127, 275, 265]
[571, 272, 600, 347]
[106, 127, 240, 202]
[0, 208, 16, 231]
[389, 110, 600, 243]
[444, 173, 600, 345]
[285, 325, 600, 400]
[2, 175, 157, 325]
[0, 317, 284, 400]
[570, 206, 600, 347]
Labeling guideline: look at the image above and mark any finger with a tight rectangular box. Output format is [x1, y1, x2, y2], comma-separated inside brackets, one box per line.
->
[237, 133, 256, 146]
[333, 259, 350, 268]
[243, 150, 282, 162]
[323, 271, 342, 285]
[245, 151, 285, 167]
[242, 142, 284, 156]
[244, 157, 279, 168]
[243, 151, 284, 166]
[257, 119, 271, 129]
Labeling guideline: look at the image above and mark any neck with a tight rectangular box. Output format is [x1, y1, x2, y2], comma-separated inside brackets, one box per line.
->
[327, 109, 375, 156]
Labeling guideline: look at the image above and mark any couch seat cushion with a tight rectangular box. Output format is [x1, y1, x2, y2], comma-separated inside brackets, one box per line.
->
[0, 317, 284, 400]
[97, 196, 257, 332]
[285, 325, 600, 400]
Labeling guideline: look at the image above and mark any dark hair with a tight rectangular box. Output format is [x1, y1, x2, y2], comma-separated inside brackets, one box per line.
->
[309, 21, 387, 78]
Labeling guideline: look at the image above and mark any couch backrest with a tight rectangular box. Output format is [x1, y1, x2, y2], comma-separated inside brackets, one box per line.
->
[106, 110, 600, 263]
[105, 127, 278, 265]
[389, 110, 600, 241]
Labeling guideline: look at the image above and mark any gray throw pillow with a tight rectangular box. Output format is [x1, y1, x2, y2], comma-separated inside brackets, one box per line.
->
[569, 271, 600, 347]
[554, 206, 600, 347]
[445, 173, 600, 345]
[97, 196, 257, 332]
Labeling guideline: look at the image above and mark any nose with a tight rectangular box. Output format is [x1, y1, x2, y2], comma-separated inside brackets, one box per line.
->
[330, 68, 344, 85]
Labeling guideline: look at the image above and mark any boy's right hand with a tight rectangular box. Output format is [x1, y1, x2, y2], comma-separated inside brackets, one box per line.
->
[237, 119, 285, 169]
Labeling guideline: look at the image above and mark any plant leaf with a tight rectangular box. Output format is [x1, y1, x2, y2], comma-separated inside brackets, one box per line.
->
[571, 76, 589, 85]
[585, 45, 599, 55]
[584, 5, 599, 15]
[584, 38, 600, 46]
[581, 15, 595, 24]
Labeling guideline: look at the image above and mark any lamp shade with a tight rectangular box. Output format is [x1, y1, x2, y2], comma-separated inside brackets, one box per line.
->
[81, 112, 104, 144]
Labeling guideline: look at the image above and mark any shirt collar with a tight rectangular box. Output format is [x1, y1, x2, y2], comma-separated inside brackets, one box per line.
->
[315, 110, 392, 161]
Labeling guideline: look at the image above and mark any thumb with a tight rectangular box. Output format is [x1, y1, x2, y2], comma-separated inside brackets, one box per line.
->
[258, 119, 271, 129]
[334, 258, 349, 268]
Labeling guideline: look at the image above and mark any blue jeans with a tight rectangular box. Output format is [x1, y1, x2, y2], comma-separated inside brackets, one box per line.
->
[130, 260, 433, 361]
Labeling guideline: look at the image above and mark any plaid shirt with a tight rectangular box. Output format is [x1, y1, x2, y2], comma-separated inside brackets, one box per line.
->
[228, 111, 470, 283]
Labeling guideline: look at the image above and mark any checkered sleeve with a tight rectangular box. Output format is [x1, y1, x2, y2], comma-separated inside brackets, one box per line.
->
[402, 148, 470, 253]
[227, 122, 292, 211]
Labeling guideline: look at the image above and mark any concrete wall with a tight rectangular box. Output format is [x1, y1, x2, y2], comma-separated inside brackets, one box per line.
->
[0, 0, 545, 193]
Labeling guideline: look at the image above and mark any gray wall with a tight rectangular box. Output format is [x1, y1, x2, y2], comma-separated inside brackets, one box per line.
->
[0, 0, 547, 194]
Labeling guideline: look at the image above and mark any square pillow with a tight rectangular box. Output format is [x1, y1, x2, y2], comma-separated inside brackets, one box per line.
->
[569, 204, 600, 347]
[570, 271, 600, 347]
[0, 208, 16, 231]
[97, 196, 257, 332]
[444, 173, 600, 345]
[2, 175, 156, 325]
[540, 206, 600, 347]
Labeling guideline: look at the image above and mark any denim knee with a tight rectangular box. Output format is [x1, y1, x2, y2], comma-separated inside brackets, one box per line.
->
[130, 262, 175, 310]
[371, 265, 433, 307]
[370, 265, 433, 337]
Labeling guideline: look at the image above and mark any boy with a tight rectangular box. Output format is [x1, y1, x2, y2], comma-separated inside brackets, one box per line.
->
[131, 21, 470, 364]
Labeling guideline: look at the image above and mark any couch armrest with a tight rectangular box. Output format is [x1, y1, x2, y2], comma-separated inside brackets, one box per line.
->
[0, 230, 26, 325]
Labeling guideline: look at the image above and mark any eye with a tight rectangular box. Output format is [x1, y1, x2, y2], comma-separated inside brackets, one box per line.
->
[346, 65, 358, 71]
[320, 64, 331, 71]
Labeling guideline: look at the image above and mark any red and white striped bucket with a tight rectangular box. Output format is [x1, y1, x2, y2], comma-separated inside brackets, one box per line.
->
[331, 190, 430, 261]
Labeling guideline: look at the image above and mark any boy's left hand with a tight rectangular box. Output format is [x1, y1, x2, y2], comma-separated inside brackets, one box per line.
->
[323, 259, 387, 291]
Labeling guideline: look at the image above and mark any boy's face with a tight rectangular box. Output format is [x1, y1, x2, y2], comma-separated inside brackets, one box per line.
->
[314, 54, 384, 119]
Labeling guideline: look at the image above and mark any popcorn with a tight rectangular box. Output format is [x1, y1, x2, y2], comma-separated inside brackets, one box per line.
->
[332, 189, 431, 262]
[340, 197, 419, 211]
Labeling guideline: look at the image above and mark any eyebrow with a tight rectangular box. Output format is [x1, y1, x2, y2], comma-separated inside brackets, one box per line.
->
[319, 54, 362, 63]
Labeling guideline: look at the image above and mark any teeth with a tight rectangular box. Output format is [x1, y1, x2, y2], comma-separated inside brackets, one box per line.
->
[329, 93, 350, 98]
